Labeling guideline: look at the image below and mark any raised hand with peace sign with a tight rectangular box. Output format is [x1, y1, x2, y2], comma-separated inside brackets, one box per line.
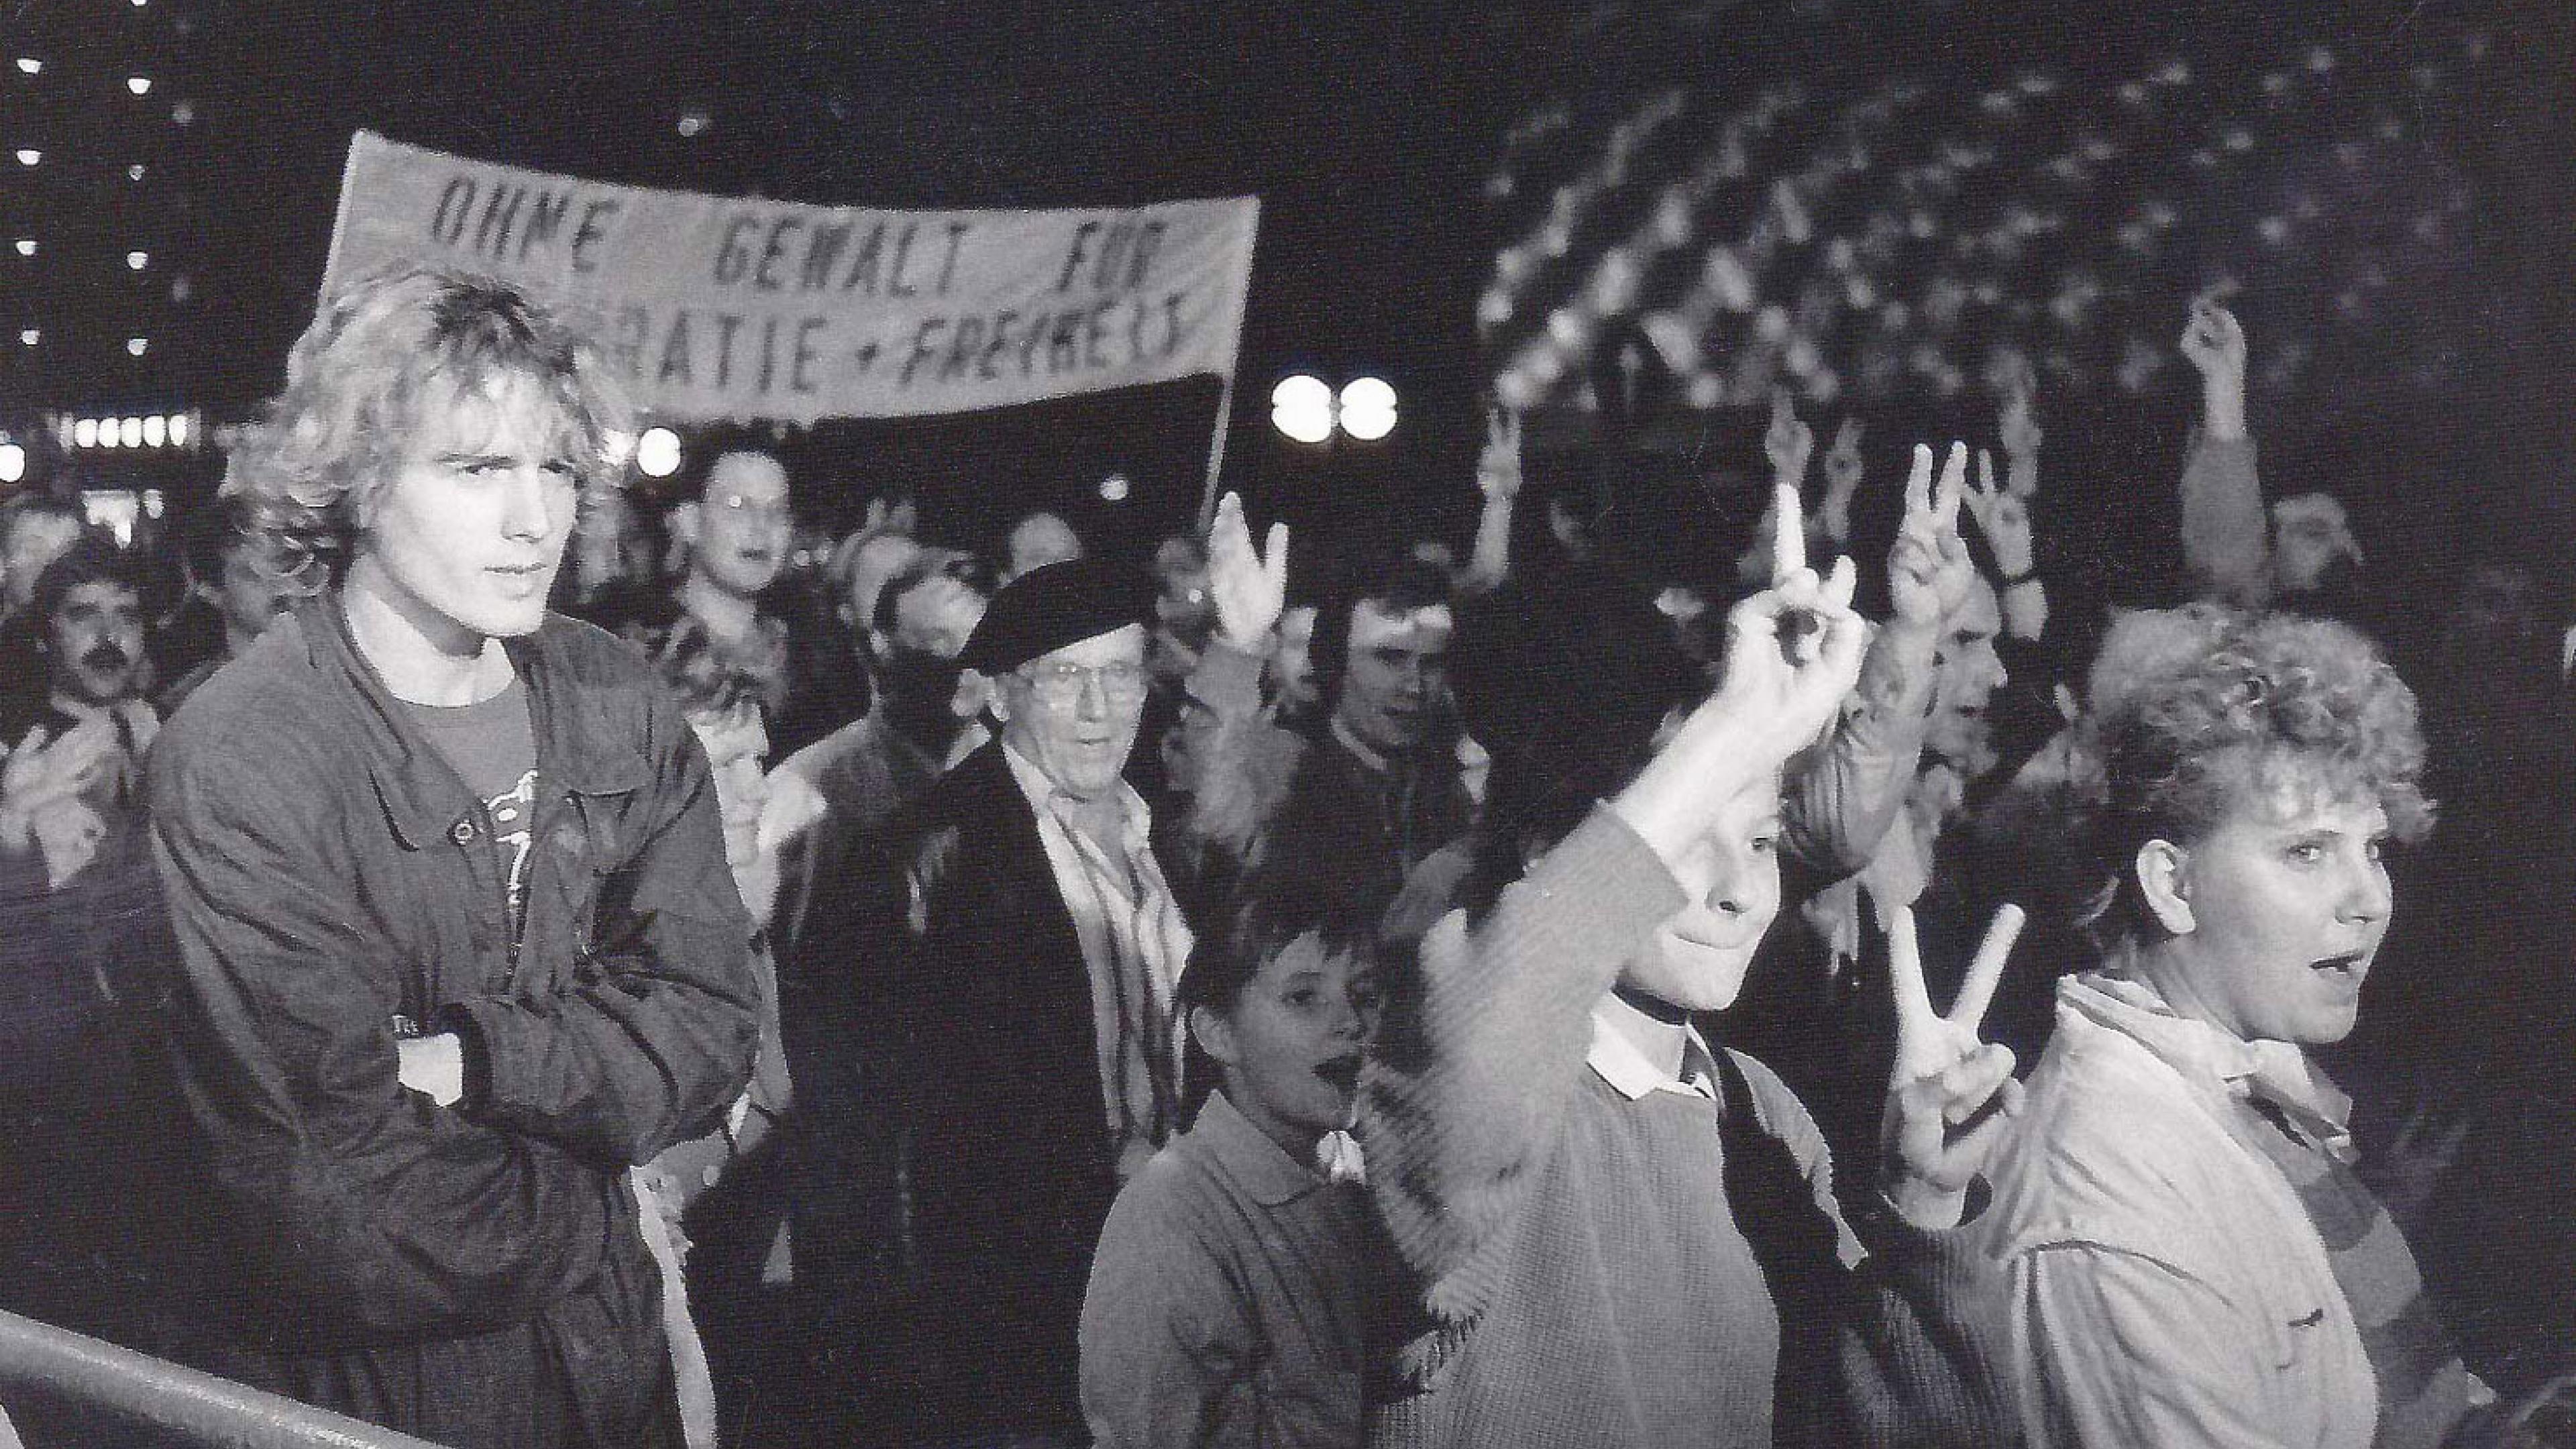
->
[1764, 387, 1815, 492]
[1887, 441, 1976, 631]
[1880, 903, 2027, 1228]
[1964, 447, 2036, 583]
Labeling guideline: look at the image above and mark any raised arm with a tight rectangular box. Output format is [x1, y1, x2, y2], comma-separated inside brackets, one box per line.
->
[1183, 492, 1301, 863]
[1781, 442, 1964, 877]
[1983, 384, 2049, 641]
[2176, 303, 2270, 606]
[1366, 529, 1870, 1320]
[1458, 406, 1522, 598]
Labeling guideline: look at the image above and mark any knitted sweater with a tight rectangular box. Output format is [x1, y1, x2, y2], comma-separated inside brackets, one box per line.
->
[1360, 809, 2015, 1448]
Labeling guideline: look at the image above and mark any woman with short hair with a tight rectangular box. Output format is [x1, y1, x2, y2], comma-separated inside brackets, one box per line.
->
[1984, 609, 2491, 1448]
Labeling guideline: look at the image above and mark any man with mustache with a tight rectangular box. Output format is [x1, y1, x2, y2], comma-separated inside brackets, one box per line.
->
[1, 534, 158, 890]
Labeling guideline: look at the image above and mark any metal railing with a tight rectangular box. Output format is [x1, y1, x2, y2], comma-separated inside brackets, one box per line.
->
[0, 1308, 443, 1449]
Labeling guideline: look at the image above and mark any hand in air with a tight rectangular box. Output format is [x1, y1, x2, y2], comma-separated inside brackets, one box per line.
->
[1764, 388, 1815, 490]
[1965, 447, 2037, 580]
[1888, 442, 1975, 628]
[2179, 301, 2247, 383]
[1881, 904, 2027, 1228]
[1819, 417, 1864, 546]
[1476, 406, 1525, 503]
[1205, 492, 1290, 653]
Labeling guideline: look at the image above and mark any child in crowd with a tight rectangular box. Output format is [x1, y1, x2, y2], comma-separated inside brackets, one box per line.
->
[1079, 869, 1403, 1448]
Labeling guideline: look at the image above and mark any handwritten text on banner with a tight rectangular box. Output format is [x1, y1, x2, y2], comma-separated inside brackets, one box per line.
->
[323, 130, 1260, 423]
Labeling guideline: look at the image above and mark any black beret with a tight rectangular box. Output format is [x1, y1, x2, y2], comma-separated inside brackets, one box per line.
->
[961, 557, 1155, 674]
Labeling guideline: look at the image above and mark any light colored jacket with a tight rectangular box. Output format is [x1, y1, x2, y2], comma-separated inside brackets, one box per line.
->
[1986, 975, 2376, 1448]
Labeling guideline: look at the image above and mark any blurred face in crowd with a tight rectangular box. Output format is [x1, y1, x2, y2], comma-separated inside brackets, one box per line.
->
[2447, 564, 2540, 651]
[1159, 693, 1224, 798]
[844, 532, 923, 637]
[352, 372, 579, 655]
[1193, 932, 1380, 1154]
[212, 547, 299, 655]
[45, 579, 148, 708]
[570, 487, 639, 597]
[3, 510, 85, 619]
[1334, 598, 1452, 755]
[1006, 511, 1083, 583]
[2137, 759, 2393, 1046]
[688, 701, 771, 869]
[1155, 537, 1214, 648]
[874, 568, 989, 739]
[2270, 494, 2360, 597]
[1619, 769, 1782, 1013]
[995, 623, 1148, 802]
[1925, 577, 2007, 770]
[1269, 604, 1320, 714]
[693, 451, 794, 601]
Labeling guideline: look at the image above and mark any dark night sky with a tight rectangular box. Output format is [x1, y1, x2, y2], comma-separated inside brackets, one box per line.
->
[5, 0, 2570, 559]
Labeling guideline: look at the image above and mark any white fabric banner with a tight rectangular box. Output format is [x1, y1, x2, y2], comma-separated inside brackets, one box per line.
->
[323, 131, 1260, 423]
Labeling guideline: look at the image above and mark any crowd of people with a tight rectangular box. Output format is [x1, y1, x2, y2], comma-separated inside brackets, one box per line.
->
[0, 260, 2570, 1449]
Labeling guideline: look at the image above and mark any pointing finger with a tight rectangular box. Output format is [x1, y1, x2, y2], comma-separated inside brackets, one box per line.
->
[1947, 902, 2025, 1031]
[1263, 521, 1291, 582]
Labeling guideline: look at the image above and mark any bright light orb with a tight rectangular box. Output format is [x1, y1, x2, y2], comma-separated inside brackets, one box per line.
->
[127, 337, 148, 356]
[0, 443, 23, 484]
[1338, 377, 1397, 441]
[120, 417, 144, 447]
[127, 251, 149, 270]
[127, 76, 152, 96]
[167, 413, 190, 447]
[635, 426, 683, 478]
[74, 419, 98, 448]
[142, 415, 166, 447]
[1271, 374, 1334, 444]
[1097, 473, 1131, 502]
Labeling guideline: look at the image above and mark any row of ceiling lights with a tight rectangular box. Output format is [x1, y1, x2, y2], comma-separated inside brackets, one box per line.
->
[53, 411, 200, 451]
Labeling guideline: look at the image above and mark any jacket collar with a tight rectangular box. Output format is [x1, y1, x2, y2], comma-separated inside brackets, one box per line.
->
[1193, 1087, 1330, 1208]
[2061, 972, 2353, 1151]
[290, 596, 647, 850]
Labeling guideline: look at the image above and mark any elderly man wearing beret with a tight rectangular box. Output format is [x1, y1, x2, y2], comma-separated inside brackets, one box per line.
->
[792, 556, 1187, 1446]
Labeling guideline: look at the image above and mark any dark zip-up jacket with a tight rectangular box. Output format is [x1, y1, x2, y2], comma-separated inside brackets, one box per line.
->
[146, 598, 758, 1440]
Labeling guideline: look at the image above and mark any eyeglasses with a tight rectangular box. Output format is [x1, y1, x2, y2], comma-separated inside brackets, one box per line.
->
[710, 492, 792, 526]
[1019, 659, 1149, 705]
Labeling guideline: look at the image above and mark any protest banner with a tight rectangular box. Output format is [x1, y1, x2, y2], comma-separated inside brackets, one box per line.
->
[323, 131, 1260, 435]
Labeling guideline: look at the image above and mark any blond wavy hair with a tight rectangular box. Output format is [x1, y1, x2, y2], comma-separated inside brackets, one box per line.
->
[221, 265, 632, 591]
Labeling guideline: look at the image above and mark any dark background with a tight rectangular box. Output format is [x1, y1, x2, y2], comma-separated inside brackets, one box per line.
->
[2, 0, 2569, 595]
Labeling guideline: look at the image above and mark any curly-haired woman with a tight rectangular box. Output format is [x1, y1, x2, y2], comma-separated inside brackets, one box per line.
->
[1984, 609, 2492, 1448]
